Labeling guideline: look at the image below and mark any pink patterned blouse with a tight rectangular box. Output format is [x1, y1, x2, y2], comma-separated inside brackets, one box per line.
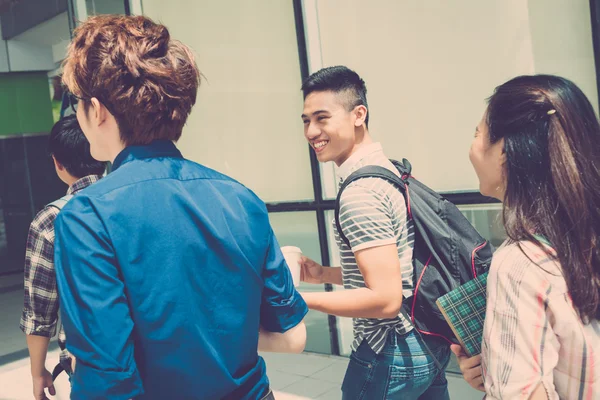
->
[482, 240, 600, 399]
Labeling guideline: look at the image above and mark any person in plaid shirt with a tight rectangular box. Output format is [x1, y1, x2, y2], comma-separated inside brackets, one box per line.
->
[20, 114, 106, 400]
[453, 75, 600, 399]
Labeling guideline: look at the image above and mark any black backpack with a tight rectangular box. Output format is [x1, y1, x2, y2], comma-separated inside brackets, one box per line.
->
[48, 194, 74, 382]
[334, 158, 494, 343]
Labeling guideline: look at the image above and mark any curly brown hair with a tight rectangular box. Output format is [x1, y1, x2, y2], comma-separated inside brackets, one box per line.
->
[62, 15, 200, 145]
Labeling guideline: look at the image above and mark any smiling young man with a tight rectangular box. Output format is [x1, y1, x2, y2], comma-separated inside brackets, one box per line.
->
[299, 66, 451, 399]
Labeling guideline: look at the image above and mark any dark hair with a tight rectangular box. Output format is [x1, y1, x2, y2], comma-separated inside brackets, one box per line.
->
[48, 115, 106, 178]
[301, 66, 369, 127]
[486, 74, 600, 322]
[62, 15, 201, 146]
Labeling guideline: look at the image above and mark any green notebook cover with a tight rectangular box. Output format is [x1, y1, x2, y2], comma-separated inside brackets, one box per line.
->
[436, 272, 488, 357]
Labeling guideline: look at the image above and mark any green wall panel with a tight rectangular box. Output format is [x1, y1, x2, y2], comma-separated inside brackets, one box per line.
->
[15, 73, 54, 134]
[0, 72, 54, 136]
[0, 75, 21, 136]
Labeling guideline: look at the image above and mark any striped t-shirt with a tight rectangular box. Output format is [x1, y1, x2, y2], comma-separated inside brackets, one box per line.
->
[334, 143, 415, 354]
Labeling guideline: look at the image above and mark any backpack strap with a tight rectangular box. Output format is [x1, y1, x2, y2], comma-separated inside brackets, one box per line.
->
[47, 193, 74, 382]
[334, 165, 408, 249]
[334, 163, 449, 372]
[533, 234, 552, 248]
[51, 363, 65, 381]
[47, 194, 74, 211]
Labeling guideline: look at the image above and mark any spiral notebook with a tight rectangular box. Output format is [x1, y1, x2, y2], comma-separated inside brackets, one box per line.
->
[436, 272, 489, 357]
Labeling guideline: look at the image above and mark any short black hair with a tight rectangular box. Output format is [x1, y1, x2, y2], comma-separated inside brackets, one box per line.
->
[301, 66, 369, 127]
[48, 115, 106, 178]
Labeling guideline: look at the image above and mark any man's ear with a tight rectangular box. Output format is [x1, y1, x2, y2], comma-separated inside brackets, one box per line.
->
[90, 97, 110, 126]
[354, 105, 368, 127]
[52, 155, 65, 171]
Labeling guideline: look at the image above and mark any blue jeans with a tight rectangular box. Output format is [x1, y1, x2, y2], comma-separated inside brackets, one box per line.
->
[341, 329, 451, 400]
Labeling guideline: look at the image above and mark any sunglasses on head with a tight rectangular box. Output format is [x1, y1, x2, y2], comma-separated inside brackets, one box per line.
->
[67, 92, 85, 113]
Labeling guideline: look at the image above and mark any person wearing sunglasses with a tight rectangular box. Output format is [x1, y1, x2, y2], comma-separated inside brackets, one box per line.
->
[54, 15, 307, 400]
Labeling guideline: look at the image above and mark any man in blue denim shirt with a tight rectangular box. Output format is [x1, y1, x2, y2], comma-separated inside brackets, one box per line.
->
[54, 15, 308, 400]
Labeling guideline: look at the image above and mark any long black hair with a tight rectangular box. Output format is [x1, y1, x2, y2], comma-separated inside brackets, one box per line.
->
[486, 74, 600, 322]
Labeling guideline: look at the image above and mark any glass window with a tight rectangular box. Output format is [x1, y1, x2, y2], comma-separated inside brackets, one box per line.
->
[0, 196, 9, 273]
[269, 211, 331, 354]
[142, 0, 314, 202]
[458, 204, 505, 248]
[85, 0, 127, 15]
[322, 210, 353, 356]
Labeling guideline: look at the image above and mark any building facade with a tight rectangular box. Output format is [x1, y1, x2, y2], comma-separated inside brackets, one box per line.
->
[1, 0, 599, 375]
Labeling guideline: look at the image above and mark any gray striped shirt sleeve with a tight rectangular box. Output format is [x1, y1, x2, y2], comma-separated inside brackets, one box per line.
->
[338, 183, 398, 252]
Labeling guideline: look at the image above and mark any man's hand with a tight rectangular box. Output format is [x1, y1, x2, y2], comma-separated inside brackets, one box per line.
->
[451, 344, 485, 392]
[299, 256, 324, 284]
[32, 368, 56, 400]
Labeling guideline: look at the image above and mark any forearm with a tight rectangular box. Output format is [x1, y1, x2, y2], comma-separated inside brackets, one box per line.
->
[258, 328, 286, 352]
[322, 267, 343, 286]
[26, 334, 51, 376]
[258, 322, 306, 353]
[302, 288, 401, 319]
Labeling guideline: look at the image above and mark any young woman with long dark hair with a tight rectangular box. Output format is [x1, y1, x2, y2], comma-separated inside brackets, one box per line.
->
[454, 74, 600, 399]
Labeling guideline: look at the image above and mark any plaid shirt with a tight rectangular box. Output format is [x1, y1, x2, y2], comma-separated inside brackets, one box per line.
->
[20, 175, 101, 366]
[482, 240, 600, 399]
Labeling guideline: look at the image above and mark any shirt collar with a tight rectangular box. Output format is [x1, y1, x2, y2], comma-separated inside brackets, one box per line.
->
[67, 174, 102, 195]
[112, 140, 183, 172]
[337, 142, 385, 183]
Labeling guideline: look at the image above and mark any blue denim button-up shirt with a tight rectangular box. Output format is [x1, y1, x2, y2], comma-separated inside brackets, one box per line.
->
[54, 140, 308, 400]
